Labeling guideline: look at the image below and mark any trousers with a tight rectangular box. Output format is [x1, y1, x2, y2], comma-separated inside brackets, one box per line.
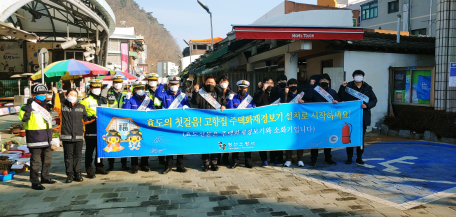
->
[232, 152, 252, 161]
[259, 151, 284, 161]
[285, 150, 304, 161]
[131, 157, 149, 168]
[63, 141, 83, 175]
[310, 148, 332, 161]
[108, 158, 127, 166]
[346, 124, 367, 159]
[84, 136, 104, 169]
[165, 155, 184, 169]
[30, 146, 52, 184]
[202, 153, 221, 163]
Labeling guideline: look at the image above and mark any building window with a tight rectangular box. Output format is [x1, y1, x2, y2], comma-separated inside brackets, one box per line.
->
[196, 44, 207, 50]
[361, 1, 378, 20]
[388, 1, 399, 14]
[411, 28, 427, 36]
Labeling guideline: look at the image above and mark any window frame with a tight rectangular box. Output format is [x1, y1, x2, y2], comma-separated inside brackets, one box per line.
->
[388, 0, 399, 14]
[389, 67, 435, 107]
[361, 1, 378, 20]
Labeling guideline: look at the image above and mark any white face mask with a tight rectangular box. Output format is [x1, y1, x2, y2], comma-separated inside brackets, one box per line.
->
[170, 86, 179, 92]
[220, 83, 228, 89]
[149, 81, 158, 87]
[136, 90, 145, 96]
[91, 88, 101, 95]
[354, 75, 364, 82]
[114, 83, 123, 90]
[67, 96, 77, 103]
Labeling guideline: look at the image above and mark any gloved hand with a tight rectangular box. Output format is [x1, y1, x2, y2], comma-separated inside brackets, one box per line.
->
[126, 92, 131, 100]
[158, 77, 163, 84]
[21, 105, 32, 113]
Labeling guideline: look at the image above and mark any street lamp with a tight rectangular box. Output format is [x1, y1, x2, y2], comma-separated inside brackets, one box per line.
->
[197, 0, 213, 50]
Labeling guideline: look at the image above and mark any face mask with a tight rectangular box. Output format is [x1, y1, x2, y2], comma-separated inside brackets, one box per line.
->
[35, 95, 46, 101]
[239, 90, 247, 96]
[149, 81, 158, 87]
[279, 82, 286, 88]
[67, 96, 77, 104]
[320, 82, 329, 89]
[205, 84, 215, 92]
[170, 86, 179, 92]
[136, 90, 145, 96]
[114, 83, 123, 90]
[91, 89, 101, 95]
[220, 83, 228, 89]
[266, 86, 273, 92]
[354, 75, 364, 82]
[289, 86, 298, 92]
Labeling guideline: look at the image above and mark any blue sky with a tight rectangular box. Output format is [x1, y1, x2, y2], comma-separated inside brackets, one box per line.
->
[136, 0, 317, 50]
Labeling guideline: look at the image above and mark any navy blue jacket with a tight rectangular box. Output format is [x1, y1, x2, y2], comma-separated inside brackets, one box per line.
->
[155, 84, 191, 109]
[338, 81, 377, 126]
[227, 92, 256, 109]
[122, 94, 155, 111]
[311, 87, 341, 103]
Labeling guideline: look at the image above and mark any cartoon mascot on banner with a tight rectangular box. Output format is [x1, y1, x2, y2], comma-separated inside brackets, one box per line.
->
[127, 129, 143, 151]
[103, 130, 125, 152]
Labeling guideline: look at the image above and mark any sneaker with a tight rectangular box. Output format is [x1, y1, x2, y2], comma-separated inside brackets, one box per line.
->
[324, 159, 337, 165]
[345, 159, 353, 164]
[356, 159, 365, 165]
[309, 160, 317, 167]
[283, 161, 292, 167]
[261, 161, 268, 167]
[298, 161, 304, 167]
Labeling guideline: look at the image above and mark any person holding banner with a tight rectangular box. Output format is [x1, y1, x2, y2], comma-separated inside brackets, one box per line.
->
[309, 74, 340, 167]
[81, 79, 110, 178]
[338, 70, 378, 165]
[106, 75, 129, 172]
[191, 75, 227, 172]
[122, 80, 155, 173]
[280, 78, 306, 167]
[19, 84, 56, 190]
[227, 80, 256, 169]
[253, 77, 281, 167]
[155, 76, 190, 174]
[216, 74, 235, 166]
[145, 73, 166, 166]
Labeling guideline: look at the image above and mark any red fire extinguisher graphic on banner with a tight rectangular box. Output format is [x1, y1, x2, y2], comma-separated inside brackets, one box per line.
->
[342, 122, 352, 144]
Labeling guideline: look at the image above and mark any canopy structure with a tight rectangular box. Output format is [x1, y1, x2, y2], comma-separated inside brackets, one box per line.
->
[0, 21, 38, 41]
[190, 37, 224, 44]
[232, 10, 363, 40]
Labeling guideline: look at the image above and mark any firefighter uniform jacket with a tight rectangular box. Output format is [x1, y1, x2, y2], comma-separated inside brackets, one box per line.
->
[146, 85, 163, 109]
[338, 81, 378, 126]
[59, 99, 96, 142]
[122, 93, 155, 110]
[155, 84, 191, 109]
[18, 99, 53, 148]
[227, 92, 256, 109]
[107, 88, 126, 109]
[80, 94, 108, 136]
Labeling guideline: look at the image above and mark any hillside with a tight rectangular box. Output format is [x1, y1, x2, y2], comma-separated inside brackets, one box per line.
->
[106, 0, 181, 73]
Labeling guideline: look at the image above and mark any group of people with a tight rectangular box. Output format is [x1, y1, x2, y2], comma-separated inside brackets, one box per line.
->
[19, 70, 377, 190]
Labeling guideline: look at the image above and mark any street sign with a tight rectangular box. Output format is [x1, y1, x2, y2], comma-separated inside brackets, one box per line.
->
[450, 62, 456, 87]
[353, 18, 357, 27]
[38, 48, 49, 68]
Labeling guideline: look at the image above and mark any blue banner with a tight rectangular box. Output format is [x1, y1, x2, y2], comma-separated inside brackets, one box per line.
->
[96, 101, 363, 158]
[417, 75, 431, 101]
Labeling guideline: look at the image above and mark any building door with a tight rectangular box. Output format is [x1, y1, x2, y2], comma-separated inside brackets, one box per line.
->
[323, 67, 344, 90]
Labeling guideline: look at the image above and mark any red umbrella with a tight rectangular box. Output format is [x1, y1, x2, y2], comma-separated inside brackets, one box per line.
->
[102, 71, 138, 81]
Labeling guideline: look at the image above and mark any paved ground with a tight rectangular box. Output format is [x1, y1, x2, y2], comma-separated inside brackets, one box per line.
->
[1, 143, 455, 217]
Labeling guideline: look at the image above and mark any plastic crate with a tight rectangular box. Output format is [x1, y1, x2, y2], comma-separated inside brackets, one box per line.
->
[0, 171, 16, 181]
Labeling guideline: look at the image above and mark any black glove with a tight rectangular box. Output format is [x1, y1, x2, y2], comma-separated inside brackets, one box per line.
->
[21, 105, 32, 113]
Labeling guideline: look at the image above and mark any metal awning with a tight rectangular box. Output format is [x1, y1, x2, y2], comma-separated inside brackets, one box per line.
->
[0, 21, 38, 42]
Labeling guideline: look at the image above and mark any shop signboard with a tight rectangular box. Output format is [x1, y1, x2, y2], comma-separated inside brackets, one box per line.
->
[450, 62, 456, 87]
[121, 43, 129, 73]
[0, 42, 23, 73]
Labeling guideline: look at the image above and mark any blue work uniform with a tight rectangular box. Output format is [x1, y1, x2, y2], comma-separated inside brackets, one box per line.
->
[155, 84, 191, 109]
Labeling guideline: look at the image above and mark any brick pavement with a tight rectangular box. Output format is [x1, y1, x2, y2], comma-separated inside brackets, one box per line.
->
[1, 145, 455, 217]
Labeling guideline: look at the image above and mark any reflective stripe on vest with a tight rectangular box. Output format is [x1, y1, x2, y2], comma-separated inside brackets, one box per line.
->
[86, 134, 97, 137]
[27, 141, 50, 148]
[76, 136, 84, 140]
[60, 135, 72, 140]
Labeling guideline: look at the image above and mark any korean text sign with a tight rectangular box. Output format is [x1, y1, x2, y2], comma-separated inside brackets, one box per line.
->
[96, 101, 363, 158]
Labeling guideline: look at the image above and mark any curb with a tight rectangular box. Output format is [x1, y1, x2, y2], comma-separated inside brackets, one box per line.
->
[376, 141, 456, 148]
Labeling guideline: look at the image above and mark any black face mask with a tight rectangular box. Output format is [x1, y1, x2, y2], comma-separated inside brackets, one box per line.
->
[289, 86, 298, 92]
[320, 82, 329, 89]
[266, 86, 273, 92]
[205, 84, 215, 92]
[239, 90, 247, 96]
[279, 82, 286, 88]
